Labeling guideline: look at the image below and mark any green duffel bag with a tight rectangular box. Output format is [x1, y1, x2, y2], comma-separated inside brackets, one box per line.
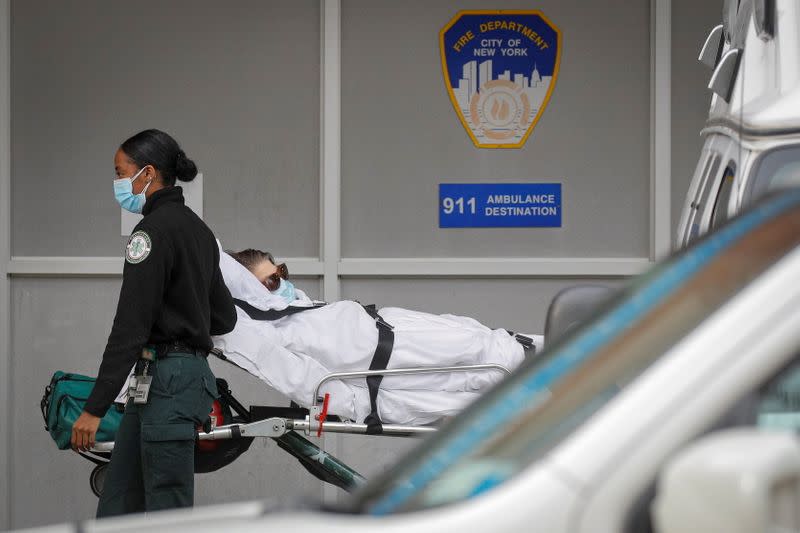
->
[40, 371, 123, 450]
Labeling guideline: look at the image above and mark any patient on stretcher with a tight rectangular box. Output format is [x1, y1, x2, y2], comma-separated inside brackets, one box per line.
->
[212, 247, 543, 426]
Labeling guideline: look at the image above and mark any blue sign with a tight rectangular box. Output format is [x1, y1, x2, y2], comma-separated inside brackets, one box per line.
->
[439, 183, 561, 228]
[440, 11, 562, 148]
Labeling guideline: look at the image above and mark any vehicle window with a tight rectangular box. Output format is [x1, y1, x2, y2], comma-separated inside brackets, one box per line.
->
[352, 192, 800, 516]
[696, 155, 731, 236]
[744, 145, 800, 207]
[683, 154, 721, 246]
[710, 164, 736, 230]
[756, 359, 800, 431]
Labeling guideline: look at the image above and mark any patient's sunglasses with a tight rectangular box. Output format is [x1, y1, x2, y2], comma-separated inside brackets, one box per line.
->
[263, 263, 289, 292]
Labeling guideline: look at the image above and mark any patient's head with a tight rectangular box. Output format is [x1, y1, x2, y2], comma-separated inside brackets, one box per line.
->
[228, 248, 288, 292]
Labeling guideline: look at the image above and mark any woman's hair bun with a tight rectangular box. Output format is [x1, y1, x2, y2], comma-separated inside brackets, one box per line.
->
[175, 149, 198, 182]
[120, 129, 197, 185]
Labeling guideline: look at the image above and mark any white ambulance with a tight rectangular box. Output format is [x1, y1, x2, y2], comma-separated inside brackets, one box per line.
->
[676, 0, 800, 247]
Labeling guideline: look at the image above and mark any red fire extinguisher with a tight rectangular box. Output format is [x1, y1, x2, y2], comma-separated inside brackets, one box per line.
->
[197, 400, 224, 452]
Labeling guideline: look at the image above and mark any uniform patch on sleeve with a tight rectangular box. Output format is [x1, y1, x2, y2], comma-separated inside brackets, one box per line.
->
[126, 230, 152, 264]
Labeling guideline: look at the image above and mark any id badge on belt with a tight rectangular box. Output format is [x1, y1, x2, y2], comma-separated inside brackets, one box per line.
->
[131, 347, 156, 404]
[132, 374, 152, 404]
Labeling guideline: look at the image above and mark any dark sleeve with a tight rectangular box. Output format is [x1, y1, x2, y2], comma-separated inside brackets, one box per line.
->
[209, 244, 237, 336]
[84, 226, 173, 417]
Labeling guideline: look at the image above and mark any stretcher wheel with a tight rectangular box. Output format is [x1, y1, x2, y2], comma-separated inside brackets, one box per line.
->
[90, 464, 108, 498]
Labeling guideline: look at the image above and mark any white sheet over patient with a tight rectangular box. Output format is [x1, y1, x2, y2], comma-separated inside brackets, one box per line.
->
[212, 244, 532, 425]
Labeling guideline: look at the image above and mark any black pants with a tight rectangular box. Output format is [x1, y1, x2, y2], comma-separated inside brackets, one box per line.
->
[96, 352, 217, 517]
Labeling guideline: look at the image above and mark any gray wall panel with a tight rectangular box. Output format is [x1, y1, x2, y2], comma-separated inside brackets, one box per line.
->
[341, 0, 651, 258]
[671, 0, 721, 242]
[10, 279, 119, 527]
[9, 278, 322, 529]
[335, 433, 419, 482]
[341, 277, 626, 334]
[11, 0, 320, 257]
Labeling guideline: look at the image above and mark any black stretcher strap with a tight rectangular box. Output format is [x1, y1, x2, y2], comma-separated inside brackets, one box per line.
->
[506, 330, 536, 351]
[233, 298, 327, 321]
[361, 305, 395, 435]
[232, 298, 394, 434]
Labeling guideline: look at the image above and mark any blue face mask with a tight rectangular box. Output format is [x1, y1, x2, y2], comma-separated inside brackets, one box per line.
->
[114, 167, 151, 214]
[272, 279, 297, 303]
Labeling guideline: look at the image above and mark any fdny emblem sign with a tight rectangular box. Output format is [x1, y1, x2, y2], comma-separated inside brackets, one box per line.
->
[440, 11, 562, 149]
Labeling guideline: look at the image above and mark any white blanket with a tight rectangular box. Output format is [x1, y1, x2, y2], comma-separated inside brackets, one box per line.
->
[212, 246, 539, 425]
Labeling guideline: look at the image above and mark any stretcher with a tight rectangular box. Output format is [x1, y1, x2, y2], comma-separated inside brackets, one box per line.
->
[208, 347, 512, 436]
[50, 244, 535, 497]
[213, 244, 534, 426]
[63, 349, 512, 498]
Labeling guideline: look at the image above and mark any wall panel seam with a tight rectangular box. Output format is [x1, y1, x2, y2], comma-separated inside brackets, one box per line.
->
[320, 0, 342, 506]
[651, 0, 672, 259]
[321, 0, 341, 302]
[0, 0, 11, 527]
[7, 257, 325, 276]
[8, 256, 650, 277]
[339, 257, 650, 277]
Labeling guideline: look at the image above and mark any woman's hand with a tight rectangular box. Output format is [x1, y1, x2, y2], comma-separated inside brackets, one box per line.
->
[71, 411, 102, 451]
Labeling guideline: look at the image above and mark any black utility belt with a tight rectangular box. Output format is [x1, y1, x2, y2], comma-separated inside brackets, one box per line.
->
[131, 342, 207, 404]
[142, 341, 208, 360]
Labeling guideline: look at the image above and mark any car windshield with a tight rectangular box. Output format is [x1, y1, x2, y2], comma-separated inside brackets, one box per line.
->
[350, 191, 800, 516]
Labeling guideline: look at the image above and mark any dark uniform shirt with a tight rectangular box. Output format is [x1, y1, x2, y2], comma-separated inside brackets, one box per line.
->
[84, 186, 237, 417]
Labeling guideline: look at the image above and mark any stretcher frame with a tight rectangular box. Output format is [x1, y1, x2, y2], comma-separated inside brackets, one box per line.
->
[85, 360, 511, 494]
[92, 362, 512, 445]
[207, 362, 511, 439]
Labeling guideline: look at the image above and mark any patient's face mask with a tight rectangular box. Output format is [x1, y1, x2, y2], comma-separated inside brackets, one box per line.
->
[114, 167, 151, 214]
[272, 279, 297, 303]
